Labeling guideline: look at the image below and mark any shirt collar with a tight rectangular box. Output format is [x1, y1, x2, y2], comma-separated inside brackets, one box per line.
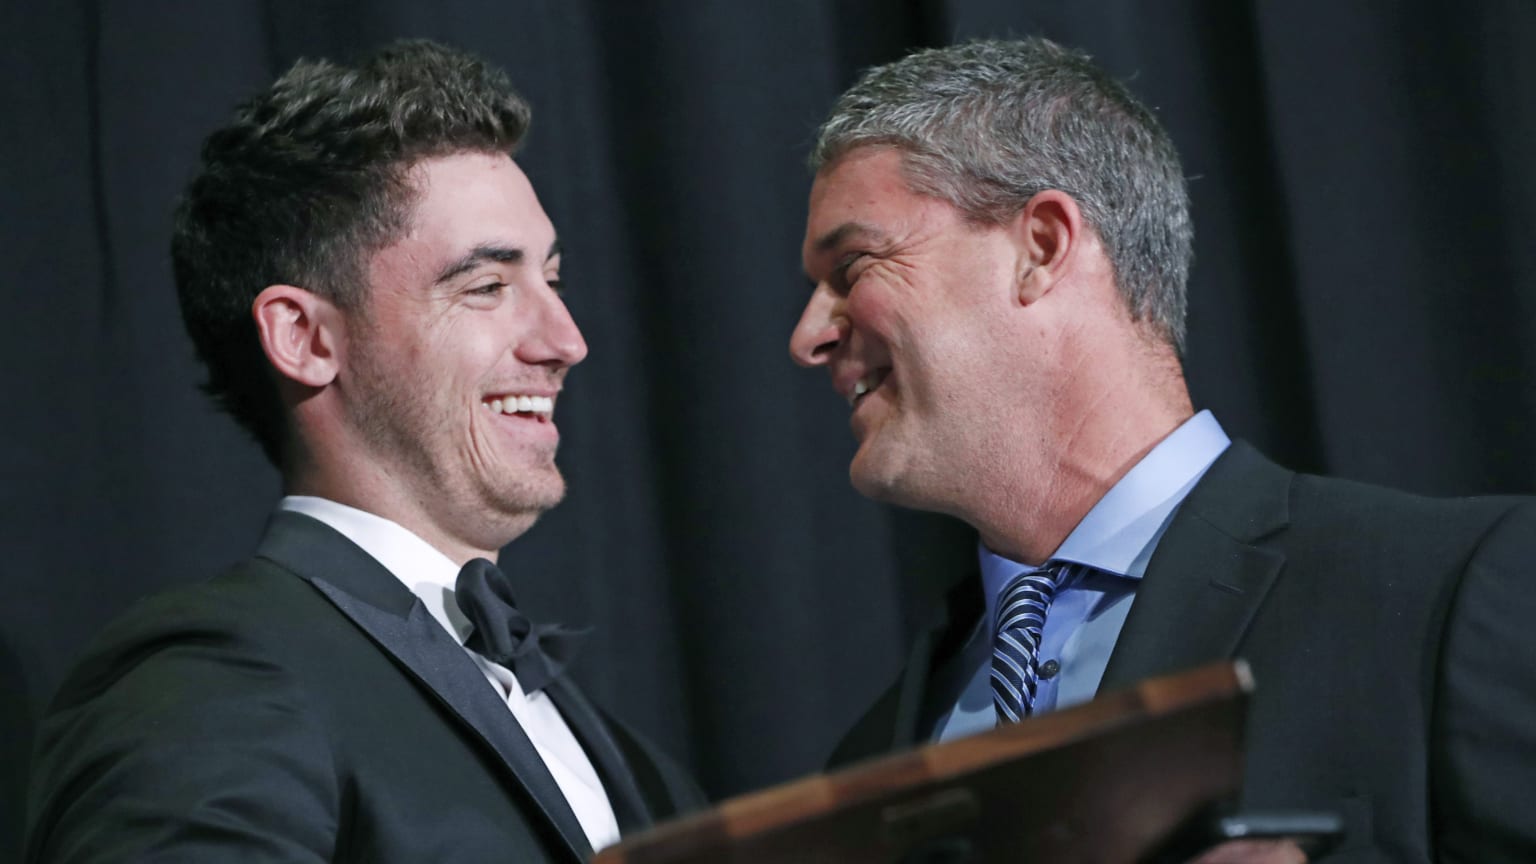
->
[979, 410, 1231, 606]
[278, 496, 472, 643]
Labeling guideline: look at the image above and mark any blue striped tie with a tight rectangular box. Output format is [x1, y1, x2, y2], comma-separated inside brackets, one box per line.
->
[991, 562, 1085, 723]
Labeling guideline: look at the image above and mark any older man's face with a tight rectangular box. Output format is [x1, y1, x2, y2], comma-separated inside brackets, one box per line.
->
[790, 147, 1029, 514]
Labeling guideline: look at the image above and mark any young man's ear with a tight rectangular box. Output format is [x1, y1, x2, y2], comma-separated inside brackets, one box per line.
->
[252, 285, 343, 388]
[1013, 189, 1085, 305]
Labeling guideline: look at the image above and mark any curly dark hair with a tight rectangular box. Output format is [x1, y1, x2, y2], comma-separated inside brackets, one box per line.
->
[171, 40, 531, 466]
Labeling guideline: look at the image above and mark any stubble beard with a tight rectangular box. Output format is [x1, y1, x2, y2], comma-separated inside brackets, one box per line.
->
[345, 344, 567, 544]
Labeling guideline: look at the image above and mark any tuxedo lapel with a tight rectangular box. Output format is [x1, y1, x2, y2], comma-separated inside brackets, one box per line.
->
[544, 678, 652, 834]
[1100, 441, 1292, 692]
[256, 511, 593, 863]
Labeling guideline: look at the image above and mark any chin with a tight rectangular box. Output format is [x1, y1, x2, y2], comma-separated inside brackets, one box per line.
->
[507, 481, 566, 515]
[849, 444, 954, 514]
[483, 467, 567, 520]
[849, 450, 910, 506]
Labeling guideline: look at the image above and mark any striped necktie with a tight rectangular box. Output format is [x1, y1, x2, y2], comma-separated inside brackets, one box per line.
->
[991, 562, 1086, 723]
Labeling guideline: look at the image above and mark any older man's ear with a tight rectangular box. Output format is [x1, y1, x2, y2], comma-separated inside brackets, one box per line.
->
[1012, 189, 1087, 306]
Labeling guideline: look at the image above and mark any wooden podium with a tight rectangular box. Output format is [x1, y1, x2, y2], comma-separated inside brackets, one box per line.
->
[595, 661, 1253, 864]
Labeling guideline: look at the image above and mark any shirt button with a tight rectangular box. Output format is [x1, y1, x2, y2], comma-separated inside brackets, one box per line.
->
[1039, 659, 1061, 679]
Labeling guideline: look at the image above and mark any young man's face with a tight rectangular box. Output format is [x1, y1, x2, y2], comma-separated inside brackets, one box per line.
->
[790, 147, 1033, 516]
[339, 151, 587, 555]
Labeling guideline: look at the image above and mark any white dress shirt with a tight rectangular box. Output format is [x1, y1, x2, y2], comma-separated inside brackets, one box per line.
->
[279, 496, 621, 851]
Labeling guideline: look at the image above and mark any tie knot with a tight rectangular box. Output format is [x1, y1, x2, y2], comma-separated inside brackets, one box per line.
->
[996, 561, 1085, 620]
[454, 557, 586, 694]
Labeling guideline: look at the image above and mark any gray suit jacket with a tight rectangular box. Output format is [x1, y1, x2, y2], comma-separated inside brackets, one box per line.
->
[27, 511, 703, 863]
[830, 441, 1536, 862]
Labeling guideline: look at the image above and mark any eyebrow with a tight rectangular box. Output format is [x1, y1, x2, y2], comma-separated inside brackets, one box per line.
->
[433, 239, 562, 284]
[812, 221, 888, 255]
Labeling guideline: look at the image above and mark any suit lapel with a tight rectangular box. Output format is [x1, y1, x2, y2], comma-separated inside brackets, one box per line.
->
[1100, 441, 1292, 692]
[831, 564, 982, 765]
[256, 511, 593, 863]
[826, 630, 937, 767]
[544, 678, 652, 834]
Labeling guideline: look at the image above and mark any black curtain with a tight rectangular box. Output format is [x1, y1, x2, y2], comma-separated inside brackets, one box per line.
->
[4, 1, 1534, 855]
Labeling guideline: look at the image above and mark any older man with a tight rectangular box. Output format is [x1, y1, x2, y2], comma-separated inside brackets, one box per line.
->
[790, 38, 1536, 862]
[27, 41, 698, 863]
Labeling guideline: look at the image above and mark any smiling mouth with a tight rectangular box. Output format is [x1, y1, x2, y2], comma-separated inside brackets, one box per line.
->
[482, 394, 555, 421]
[848, 369, 890, 407]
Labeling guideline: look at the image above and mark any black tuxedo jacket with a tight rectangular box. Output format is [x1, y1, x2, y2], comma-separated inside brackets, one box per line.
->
[26, 511, 703, 863]
[831, 442, 1536, 862]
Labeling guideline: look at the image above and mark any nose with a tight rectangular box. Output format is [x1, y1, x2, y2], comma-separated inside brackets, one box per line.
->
[788, 284, 844, 368]
[517, 284, 588, 367]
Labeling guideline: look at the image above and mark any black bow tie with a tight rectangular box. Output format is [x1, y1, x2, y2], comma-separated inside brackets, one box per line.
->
[454, 558, 587, 694]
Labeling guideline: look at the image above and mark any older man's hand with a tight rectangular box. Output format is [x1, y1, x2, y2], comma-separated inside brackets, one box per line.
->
[1189, 839, 1307, 864]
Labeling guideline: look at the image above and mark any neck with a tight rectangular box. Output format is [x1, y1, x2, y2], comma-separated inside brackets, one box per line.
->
[966, 333, 1192, 566]
[283, 439, 528, 567]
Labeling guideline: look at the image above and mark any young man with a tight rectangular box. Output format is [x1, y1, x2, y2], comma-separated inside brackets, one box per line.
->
[791, 38, 1536, 862]
[27, 41, 699, 863]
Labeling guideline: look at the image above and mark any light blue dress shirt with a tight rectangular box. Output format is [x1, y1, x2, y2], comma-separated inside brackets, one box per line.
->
[931, 411, 1231, 742]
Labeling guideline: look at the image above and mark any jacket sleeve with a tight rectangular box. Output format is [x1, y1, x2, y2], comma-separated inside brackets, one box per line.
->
[1432, 501, 1536, 863]
[25, 604, 339, 864]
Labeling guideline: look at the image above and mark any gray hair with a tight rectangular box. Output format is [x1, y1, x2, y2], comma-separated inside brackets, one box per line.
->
[811, 38, 1192, 351]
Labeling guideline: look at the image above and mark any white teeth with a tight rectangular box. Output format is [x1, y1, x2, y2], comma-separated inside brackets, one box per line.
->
[483, 395, 555, 416]
[848, 374, 882, 406]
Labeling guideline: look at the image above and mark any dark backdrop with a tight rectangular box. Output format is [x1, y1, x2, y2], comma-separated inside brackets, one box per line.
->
[4, 0, 1534, 855]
